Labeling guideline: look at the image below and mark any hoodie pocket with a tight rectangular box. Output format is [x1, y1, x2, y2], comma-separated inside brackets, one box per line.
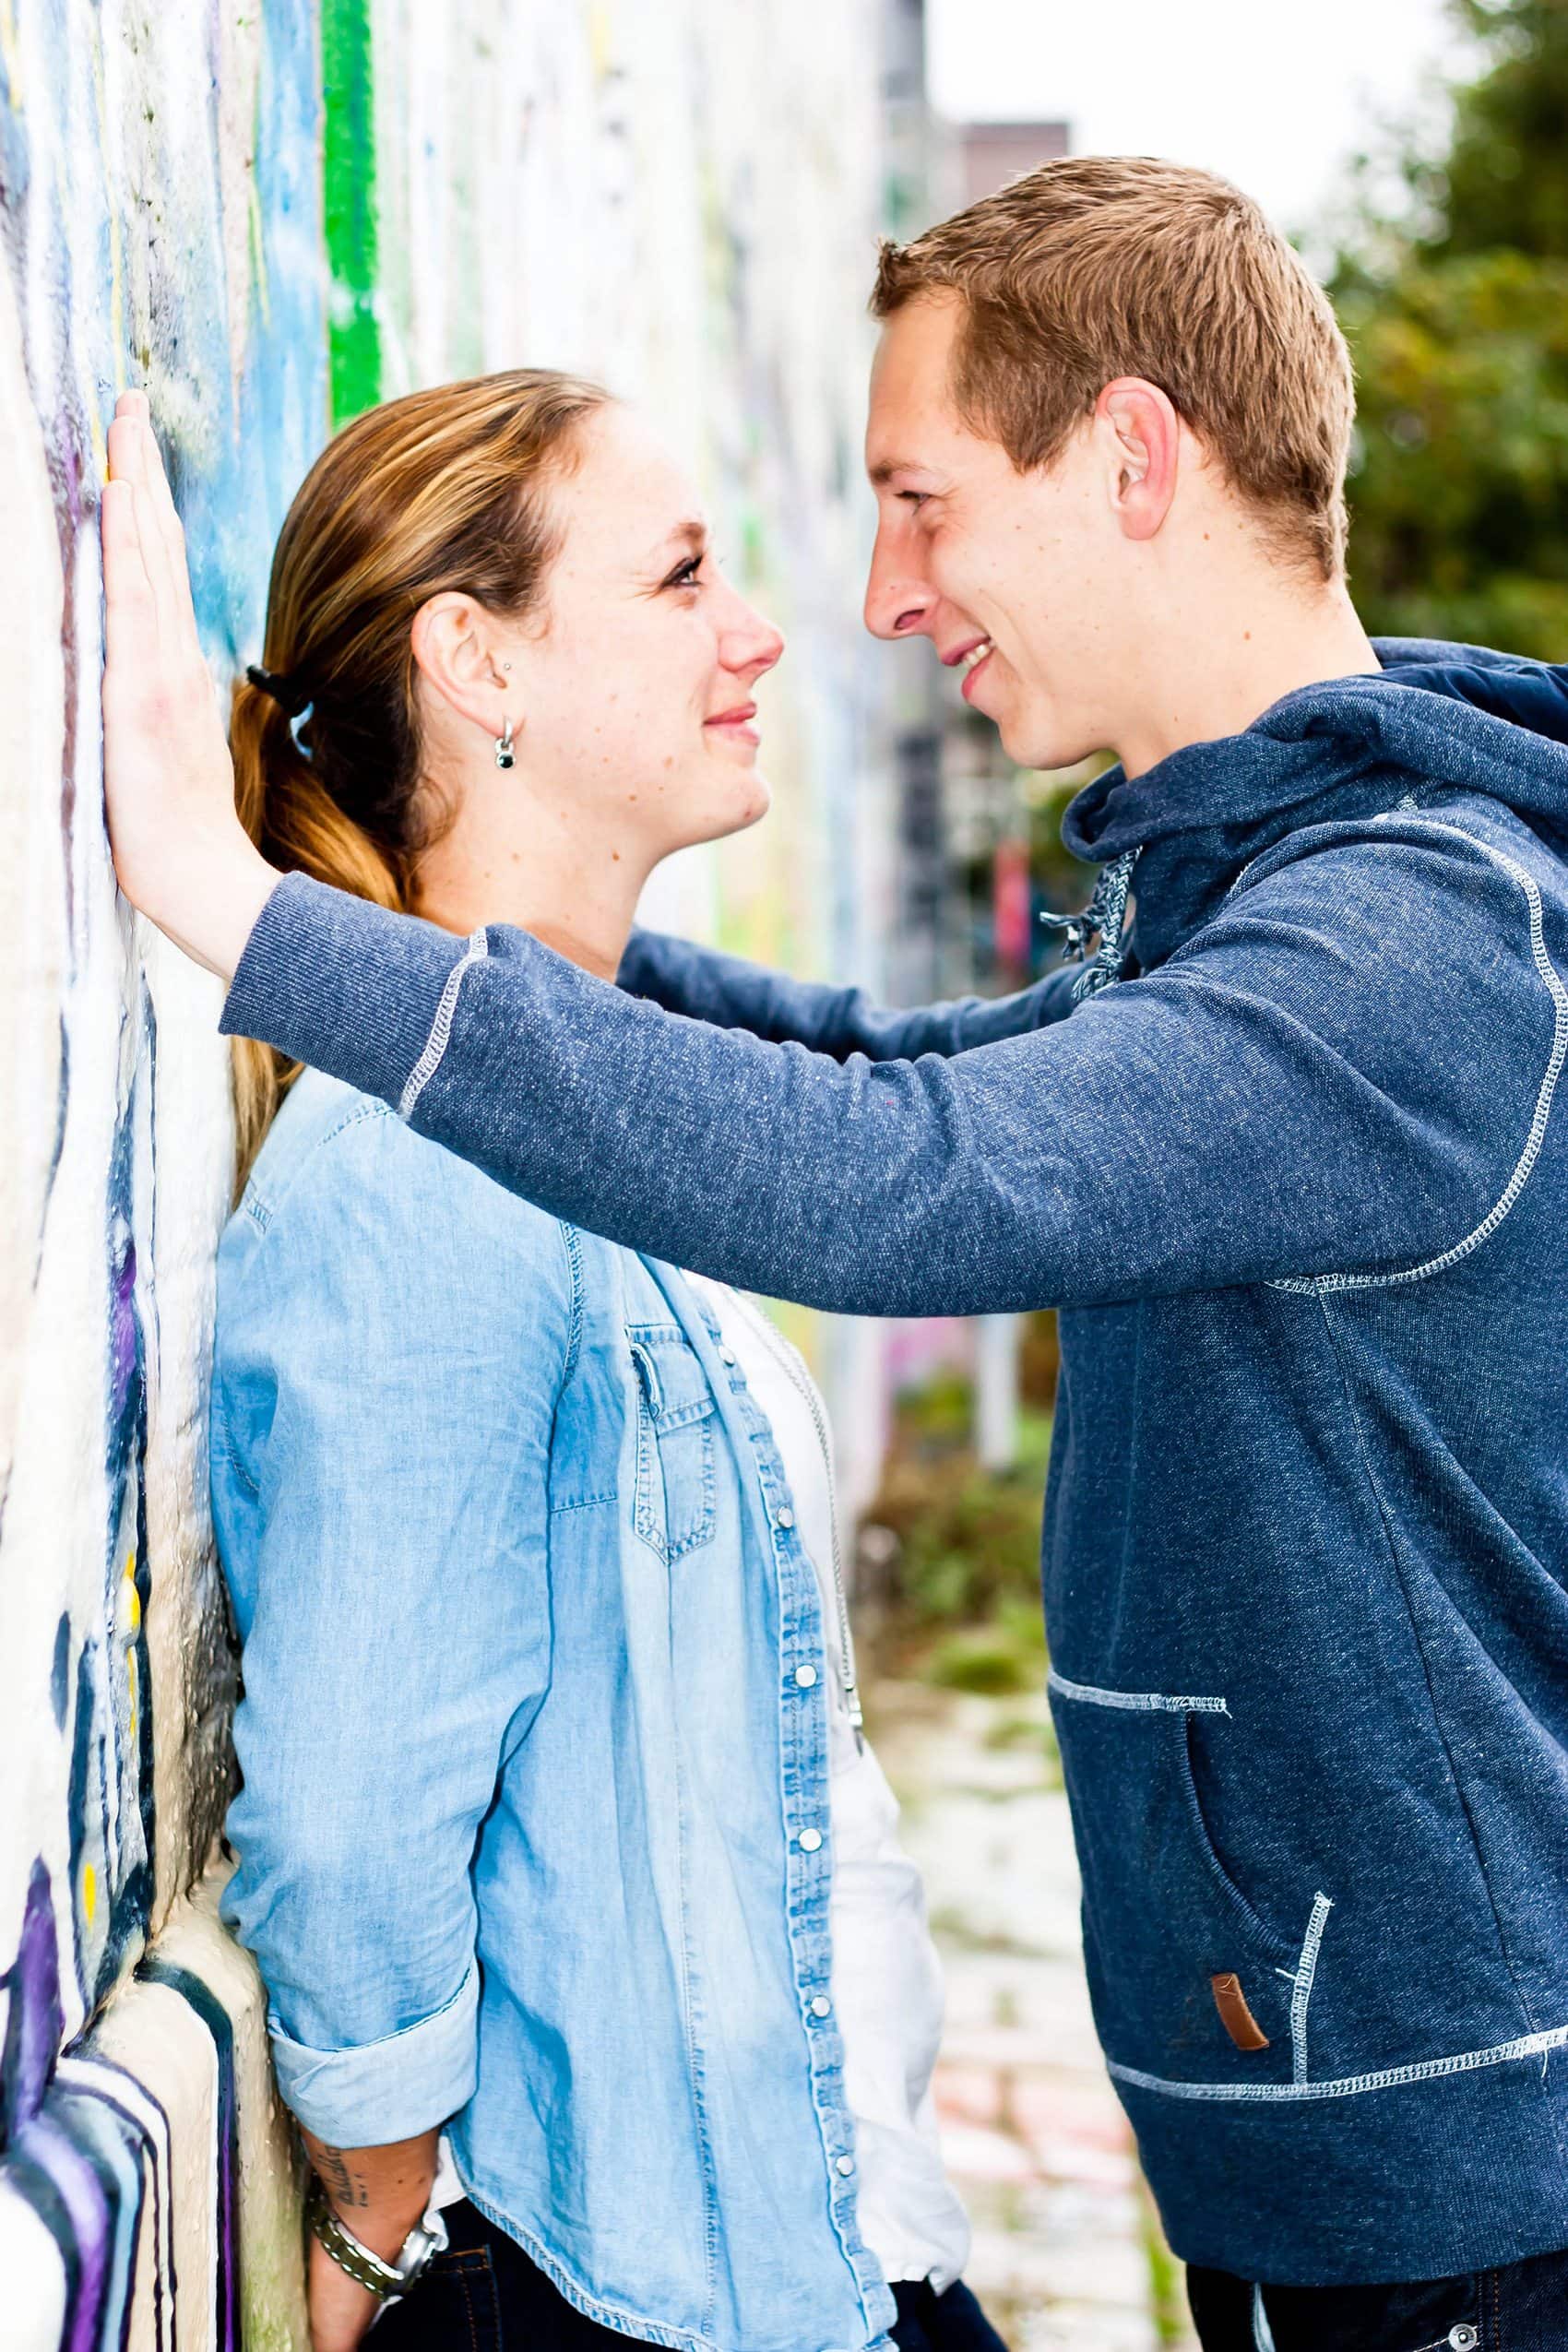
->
[628, 1324, 717, 1561]
[1051, 1675, 1301, 2083]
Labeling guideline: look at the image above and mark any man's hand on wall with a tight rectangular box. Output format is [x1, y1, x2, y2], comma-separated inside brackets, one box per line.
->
[101, 389, 279, 980]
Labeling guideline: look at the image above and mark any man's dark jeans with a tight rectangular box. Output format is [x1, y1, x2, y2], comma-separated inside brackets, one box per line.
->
[373, 2200, 1012, 2350]
[1187, 2245, 1568, 2351]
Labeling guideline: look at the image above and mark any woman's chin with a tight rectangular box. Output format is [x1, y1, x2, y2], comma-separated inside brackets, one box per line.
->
[702, 772, 772, 840]
[735, 770, 772, 830]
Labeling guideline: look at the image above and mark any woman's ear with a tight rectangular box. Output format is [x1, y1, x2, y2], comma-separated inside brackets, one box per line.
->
[410, 592, 512, 731]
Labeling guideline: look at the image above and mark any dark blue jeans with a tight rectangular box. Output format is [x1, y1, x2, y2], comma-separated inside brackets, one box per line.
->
[1186, 2244, 1568, 2351]
[373, 2200, 1011, 2350]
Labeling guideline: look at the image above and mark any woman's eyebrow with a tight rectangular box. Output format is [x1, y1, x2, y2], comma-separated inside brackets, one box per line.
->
[653, 519, 708, 559]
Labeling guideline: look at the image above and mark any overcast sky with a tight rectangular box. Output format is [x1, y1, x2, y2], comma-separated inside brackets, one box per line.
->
[926, 0, 1474, 241]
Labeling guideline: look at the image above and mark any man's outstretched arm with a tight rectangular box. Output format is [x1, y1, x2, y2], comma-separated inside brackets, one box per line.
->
[220, 854, 1508, 1319]
[618, 927, 1079, 1058]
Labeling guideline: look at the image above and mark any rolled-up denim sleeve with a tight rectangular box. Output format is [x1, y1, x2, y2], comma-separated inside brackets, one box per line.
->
[617, 926, 1078, 1057]
[215, 1105, 571, 2145]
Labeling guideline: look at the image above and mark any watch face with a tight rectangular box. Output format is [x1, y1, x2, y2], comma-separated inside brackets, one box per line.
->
[394, 2227, 439, 2287]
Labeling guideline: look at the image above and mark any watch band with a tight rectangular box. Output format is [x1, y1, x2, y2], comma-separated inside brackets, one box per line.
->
[305, 2177, 440, 2299]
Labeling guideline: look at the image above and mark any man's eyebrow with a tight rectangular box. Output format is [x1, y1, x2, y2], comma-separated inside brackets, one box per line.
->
[867, 457, 921, 487]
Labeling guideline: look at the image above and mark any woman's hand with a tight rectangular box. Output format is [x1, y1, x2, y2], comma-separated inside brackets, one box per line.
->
[306, 2237, 386, 2352]
[299, 2128, 442, 2352]
[101, 388, 279, 980]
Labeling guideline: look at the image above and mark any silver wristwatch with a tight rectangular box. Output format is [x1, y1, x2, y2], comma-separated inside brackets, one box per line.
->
[306, 2176, 445, 2299]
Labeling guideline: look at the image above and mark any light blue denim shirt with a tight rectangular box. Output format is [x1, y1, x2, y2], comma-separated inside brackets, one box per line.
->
[211, 1070, 894, 2352]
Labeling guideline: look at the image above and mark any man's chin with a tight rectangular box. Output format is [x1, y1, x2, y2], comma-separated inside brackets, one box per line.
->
[996, 705, 1103, 777]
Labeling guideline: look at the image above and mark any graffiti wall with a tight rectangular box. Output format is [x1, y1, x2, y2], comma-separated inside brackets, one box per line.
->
[0, 3, 893, 2346]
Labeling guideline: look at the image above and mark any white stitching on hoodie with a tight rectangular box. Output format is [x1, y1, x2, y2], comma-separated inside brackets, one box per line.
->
[1048, 1668, 1229, 1716]
[1267, 823, 1568, 1295]
[398, 928, 490, 1122]
[1109, 2017, 1568, 2102]
[1276, 1892, 1334, 2084]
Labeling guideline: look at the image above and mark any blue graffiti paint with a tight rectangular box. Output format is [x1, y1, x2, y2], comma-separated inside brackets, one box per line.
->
[51, 1616, 70, 1733]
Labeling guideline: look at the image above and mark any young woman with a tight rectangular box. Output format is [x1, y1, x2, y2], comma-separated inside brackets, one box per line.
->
[208, 372, 1008, 2352]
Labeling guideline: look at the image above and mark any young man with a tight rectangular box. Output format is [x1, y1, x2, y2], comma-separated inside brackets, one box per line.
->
[104, 160, 1568, 2347]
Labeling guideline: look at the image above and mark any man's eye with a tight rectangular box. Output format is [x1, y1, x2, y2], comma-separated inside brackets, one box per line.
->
[897, 490, 930, 509]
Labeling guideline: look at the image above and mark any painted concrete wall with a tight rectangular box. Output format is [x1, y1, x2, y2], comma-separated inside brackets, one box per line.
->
[0, 4, 894, 2346]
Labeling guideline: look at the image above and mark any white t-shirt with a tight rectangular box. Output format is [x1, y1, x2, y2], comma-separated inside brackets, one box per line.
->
[691, 1277, 971, 2292]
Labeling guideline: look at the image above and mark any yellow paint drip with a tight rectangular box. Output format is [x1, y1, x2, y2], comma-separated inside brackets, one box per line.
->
[0, 0, 22, 113]
[124, 1553, 141, 1632]
[82, 1862, 97, 1925]
[588, 0, 612, 82]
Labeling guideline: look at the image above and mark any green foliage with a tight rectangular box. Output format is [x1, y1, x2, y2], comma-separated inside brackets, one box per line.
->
[1433, 2, 1568, 261]
[924, 1602, 1047, 1697]
[858, 1361, 1051, 1695]
[866, 1401, 1051, 1633]
[1332, 0, 1568, 656]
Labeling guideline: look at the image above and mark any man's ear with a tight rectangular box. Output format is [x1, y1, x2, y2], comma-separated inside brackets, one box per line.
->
[410, 592, 512, 730]
[1096, 378, 1181, 544]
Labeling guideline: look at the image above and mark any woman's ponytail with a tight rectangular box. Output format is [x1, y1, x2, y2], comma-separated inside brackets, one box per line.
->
[227, 673, 404, 1193]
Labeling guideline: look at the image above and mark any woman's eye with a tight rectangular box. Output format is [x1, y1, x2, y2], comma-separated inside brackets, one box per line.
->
[667, 555, 705, 589]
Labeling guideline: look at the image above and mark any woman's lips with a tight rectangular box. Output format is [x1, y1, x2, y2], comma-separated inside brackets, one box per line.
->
[959, 647, 994, 704]
[706, 702, 759, 744]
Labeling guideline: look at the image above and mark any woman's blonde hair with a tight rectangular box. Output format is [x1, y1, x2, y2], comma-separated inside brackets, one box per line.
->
[229, 367, 611, 1190]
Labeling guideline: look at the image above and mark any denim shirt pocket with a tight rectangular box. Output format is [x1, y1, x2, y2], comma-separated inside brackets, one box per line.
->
[626, 1323, 718, 1560]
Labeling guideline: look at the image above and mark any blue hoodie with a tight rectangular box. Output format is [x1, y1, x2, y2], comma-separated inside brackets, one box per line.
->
[222, 642, 1568, 2287]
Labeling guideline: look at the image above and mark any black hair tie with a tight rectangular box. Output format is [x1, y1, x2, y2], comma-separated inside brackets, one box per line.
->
[245, 662, 312, 718]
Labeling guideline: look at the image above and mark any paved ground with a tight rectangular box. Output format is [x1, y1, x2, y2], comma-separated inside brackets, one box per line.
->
[868, 1678, 1200, 2352]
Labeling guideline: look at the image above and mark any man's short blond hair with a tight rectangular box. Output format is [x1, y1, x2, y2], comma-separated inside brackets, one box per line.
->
[872, 156, 1354, 580]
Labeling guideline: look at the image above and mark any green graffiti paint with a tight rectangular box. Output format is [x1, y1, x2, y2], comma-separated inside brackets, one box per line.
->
[321, 0, 380, 422]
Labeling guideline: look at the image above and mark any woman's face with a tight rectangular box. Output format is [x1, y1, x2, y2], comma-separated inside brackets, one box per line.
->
[507, 404, 786, 861]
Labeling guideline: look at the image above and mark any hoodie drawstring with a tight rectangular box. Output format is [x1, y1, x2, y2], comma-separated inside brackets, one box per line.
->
[1040, 847, 1140, 1002]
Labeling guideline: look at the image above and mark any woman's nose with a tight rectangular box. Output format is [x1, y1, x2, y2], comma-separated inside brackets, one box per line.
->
[724, 604, 785, 679]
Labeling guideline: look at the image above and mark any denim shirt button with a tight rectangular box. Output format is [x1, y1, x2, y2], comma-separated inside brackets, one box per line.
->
[794, 1664, 818, 1688]
[1448, 2331, 1479, 2351]
[775, 1506, 795, 1529]
[834, 2155, 855, 2177]
[797, 1828, 823, 1852]
[719, 1348, 736, 1366]
[811, 1995, 832, 2017]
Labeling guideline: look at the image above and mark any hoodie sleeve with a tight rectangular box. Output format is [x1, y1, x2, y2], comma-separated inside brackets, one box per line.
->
[220, 831, 1555, 1316]
[616, 926, 1079, 1057]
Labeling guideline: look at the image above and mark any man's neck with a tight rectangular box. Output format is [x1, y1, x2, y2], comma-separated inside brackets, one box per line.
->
[1113, 577, 1380, 780]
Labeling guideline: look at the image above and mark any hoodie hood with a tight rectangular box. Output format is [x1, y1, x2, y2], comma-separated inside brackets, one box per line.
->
[1059, 636, 1568, 973]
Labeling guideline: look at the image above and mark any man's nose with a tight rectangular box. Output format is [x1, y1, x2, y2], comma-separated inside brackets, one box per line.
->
[863, 527, 936, 642]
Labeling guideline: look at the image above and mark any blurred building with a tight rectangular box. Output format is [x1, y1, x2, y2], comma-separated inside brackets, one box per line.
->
[958, 117, 1071, 206]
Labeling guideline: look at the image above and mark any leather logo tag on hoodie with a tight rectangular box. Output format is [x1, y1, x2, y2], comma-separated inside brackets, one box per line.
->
[1210, 1972, 1270, 2050]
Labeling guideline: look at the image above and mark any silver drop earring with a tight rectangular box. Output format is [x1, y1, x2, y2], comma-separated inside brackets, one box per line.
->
[495, 714, 516, 770]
